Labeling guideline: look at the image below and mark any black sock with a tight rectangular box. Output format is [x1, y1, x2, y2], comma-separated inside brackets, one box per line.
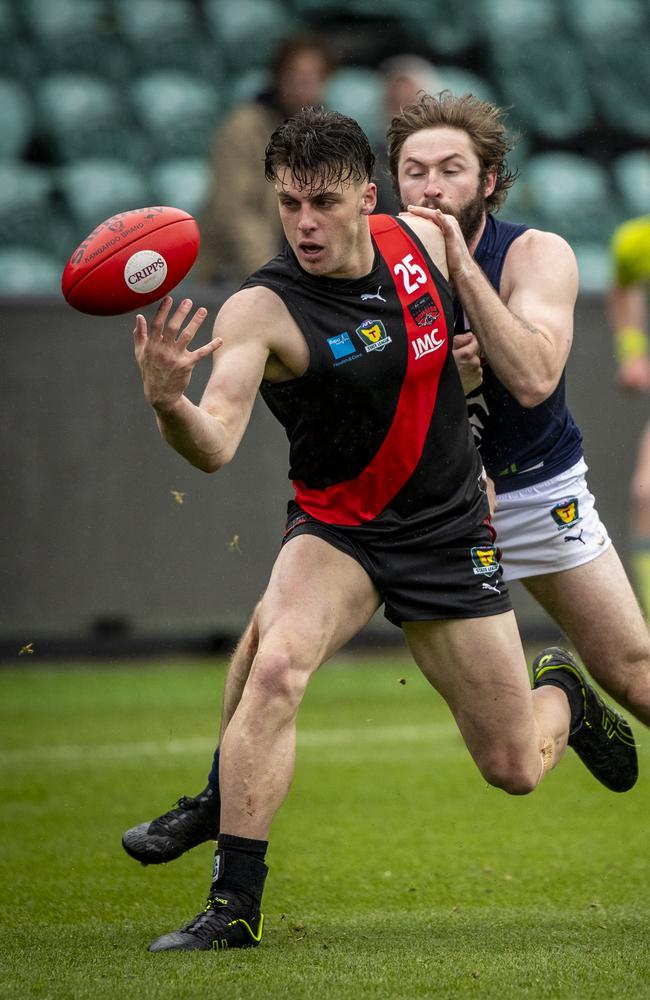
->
[210, 840, 269, 907]
[535, 674, 584, 734]
[217, 832, 268, 861]
[207, 745, 220, 794]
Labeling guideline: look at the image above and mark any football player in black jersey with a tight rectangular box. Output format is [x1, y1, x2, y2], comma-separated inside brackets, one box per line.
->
[129, 107, 637, 954]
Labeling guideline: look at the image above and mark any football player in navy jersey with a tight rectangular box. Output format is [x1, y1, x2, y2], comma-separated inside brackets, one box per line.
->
[128, 107, 637, 952]
[391, 93, 650, 734]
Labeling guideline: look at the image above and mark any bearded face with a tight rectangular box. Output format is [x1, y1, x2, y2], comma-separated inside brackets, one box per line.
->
[422, 179, 487, 245]
[397, 127, 496, 248]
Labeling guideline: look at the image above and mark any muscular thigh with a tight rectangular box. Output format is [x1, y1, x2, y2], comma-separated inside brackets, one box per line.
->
[403, 611, 535, 766]
[523, 546, 650, 694]
[256, 532, 381, 668]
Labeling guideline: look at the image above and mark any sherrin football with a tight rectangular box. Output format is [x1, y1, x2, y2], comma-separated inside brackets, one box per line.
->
[61, 206, 200, 316]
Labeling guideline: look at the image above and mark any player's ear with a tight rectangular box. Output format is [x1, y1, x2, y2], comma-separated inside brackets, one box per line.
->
[361, 182, 377, 216]
[483, 166, 497, 200]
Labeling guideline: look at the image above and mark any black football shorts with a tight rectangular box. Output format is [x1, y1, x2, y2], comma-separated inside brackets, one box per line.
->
[281, 501, 512, 627]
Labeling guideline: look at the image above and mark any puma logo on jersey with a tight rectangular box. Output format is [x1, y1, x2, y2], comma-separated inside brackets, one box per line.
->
[360, 285, 386, 303]
[412, 329, 444, 360]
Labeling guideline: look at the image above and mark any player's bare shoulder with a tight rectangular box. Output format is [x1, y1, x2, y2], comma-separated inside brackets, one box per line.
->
[397, 211, 449, 280]
[502, 227, 578, 300]
[214, 285, 309, 380]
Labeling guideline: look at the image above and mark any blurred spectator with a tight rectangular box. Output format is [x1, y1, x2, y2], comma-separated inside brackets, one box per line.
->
[196, 33, 335, 284]
[373, 55, 442, 214]
[608, 215, 650, 618]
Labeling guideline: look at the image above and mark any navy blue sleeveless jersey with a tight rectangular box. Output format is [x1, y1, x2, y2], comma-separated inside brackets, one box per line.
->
[241, 214, 487, 537]
[460, 214, 583, 493]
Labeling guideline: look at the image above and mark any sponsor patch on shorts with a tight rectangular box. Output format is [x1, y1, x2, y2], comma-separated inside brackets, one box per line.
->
[471, 544, 500, 576]
[550, 496, 582, 531]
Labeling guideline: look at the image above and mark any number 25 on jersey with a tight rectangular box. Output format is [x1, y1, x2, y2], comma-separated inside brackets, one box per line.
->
[393, 254, 427, 296]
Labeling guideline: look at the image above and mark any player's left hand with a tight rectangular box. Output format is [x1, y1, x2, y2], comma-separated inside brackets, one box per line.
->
[453, 331, 483, 394]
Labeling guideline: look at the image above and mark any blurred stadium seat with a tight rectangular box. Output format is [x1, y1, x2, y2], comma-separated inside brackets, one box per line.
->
[481, 0, 557, 40]
[611, 151, 650, 219]
[563, 0, 643, 39]
[438, 66, 496, 103]
[0, 162, 58, 253]
[325, 67, 384, 144]
[36, 73, 147, 165]
[523, 152, 622, 245]
[21, 0, 128, 79]
[279, 0, 339, 14]
[572, 242, 613, 294]
[0, 0, 40, 83]
[0, 78, 33, 160]
[482, 0, 593, 142]
[564, 0, 650, 140]
[130, 72, 222, 159]
[150, 158, 212, 219]
[337, 0, 431, 14]
[226, 67, 271, 108]
[0, 245, 62, 296]
[204, 0, 300, 70]
[114, 0, 216, 79]
[402, 0, 482, 57]
[56, 158, 152, 240]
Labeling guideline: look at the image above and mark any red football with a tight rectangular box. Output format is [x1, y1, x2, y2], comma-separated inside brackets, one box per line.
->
[61, 206, 200, 316]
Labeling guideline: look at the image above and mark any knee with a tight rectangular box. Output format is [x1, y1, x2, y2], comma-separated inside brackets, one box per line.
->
[479, 754, 539, 796]
[247, 647, 311, 708]
[612, 647, 650, 722]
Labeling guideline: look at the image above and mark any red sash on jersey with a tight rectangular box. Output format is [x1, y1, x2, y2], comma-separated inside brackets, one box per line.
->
[294, 215, 449, 526]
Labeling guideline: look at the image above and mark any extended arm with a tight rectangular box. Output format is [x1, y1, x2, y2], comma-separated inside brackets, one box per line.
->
[134, 292, 272, 472]
[407, 206, 578, 408]
[608, 280, 650, 393]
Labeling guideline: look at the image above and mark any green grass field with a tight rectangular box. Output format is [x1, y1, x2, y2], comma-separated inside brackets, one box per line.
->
[1, 653, 648, 1000]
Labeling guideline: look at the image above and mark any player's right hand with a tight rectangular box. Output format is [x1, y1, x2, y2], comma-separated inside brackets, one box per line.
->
[453, 331, 483, 395]
[133, 296, 222, 413]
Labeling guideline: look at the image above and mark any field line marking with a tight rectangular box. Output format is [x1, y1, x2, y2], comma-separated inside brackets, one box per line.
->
[0, 721, 457, 766]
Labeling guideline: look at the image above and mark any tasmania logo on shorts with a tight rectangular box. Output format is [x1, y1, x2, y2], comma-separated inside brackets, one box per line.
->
[356, 319, 392, 352]
[550, 497, 582, 531]
[408, 292, 440, 327]
[471, 545, 499, 577]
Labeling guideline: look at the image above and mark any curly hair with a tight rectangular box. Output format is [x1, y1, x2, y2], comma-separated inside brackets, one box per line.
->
[265, 106, 375, 194]
[386, 91, 519, 212]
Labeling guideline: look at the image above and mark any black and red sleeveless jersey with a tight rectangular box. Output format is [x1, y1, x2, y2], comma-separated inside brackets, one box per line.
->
[241, 214, 486, 536]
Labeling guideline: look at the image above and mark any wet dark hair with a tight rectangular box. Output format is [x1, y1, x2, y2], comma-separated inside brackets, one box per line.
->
[386, 91, 518, 212]
[264, 106, 376, 194]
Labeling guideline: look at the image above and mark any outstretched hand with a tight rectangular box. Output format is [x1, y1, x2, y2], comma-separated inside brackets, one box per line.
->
[133, 296, 222, 413]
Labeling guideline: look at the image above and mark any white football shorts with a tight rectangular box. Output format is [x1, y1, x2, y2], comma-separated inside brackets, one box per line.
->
[492, 458, 612, 582]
